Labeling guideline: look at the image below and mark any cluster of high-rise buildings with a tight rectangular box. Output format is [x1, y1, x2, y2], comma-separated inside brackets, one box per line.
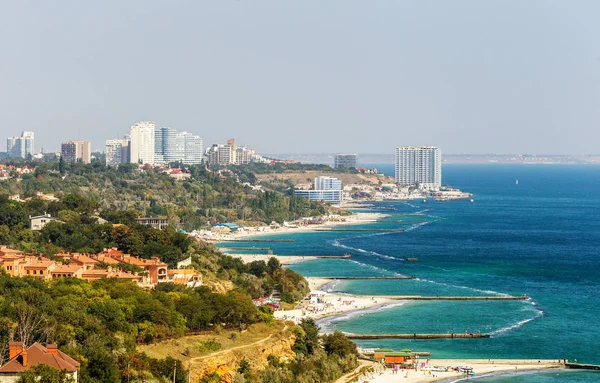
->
[106, 121, 204, 166]
[394, 146, 442, 190]
[205, 138, 264, 166]
[105, 121, 263, 167]
[6, 132, 35, 159]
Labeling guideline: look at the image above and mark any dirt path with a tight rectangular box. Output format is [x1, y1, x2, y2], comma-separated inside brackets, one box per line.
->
[335, 359, 375, 383]
[189, 324, 289, 363]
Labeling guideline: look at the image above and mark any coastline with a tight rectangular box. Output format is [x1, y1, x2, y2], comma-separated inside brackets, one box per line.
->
[216, 208, 568, 382]
[348, 360, 564, 383]
[206, 211, 388, 242]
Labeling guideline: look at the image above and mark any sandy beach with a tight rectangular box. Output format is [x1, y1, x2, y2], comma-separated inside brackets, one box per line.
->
[346, 359, 564, 383]
[199, 212, 388, 242]
[224, 253, 320, 265]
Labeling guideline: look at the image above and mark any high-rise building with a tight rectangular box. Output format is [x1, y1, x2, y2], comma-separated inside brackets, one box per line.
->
[394, 146, 442, 190]
[235, 147, 256, 165]
[154, 128, 203, 165]
[155, 127, 176, 163]
[105, 138, 130, 166]
[61, 140, 92, 164]
[205, 138, 264, 166]
[130, 121, 155, 164]
[181, 132, 203, 165]
[295, 176, 343, 204]
[6, 131, 35, 159]
[226, 139, 236, 164]
[6, 137, 18, 157]
[334, 154, 358, 169]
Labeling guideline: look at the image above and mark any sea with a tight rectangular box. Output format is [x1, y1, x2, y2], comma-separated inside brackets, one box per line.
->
[221, 164, 600, 382]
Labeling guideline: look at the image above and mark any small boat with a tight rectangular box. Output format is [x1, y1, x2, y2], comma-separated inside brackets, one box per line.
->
[422, 199, 427, 203]
[516, 179, 519, 185]
[470, 199, 474, 203]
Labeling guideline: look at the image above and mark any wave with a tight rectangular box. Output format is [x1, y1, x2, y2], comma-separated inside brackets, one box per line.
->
[405, 221, 432, 231]
[414, 277, 510, 296]
[332, 237, 399, 261]
[344, 259, 405, 276]
[316, 301, 411, 333]
[402, 202, 420, 209]
[490, 308, 545, 337]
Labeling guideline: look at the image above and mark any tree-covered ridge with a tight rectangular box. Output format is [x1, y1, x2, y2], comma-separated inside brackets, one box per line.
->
[0, 274, 259, 382]
[0, 160, 331, 231]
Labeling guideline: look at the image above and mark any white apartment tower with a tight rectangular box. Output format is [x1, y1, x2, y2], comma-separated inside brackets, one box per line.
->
[105, 139, 130, 166]
[395, 146, 442, 190]
[6, 131, 35, 159]
[155, 128, 203, 165]
[130, 121, 155, 164]
[181, 132, 203, 165]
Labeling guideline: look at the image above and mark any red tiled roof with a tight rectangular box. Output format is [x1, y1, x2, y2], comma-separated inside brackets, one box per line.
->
[71, 255, 99, 264]
[51, 265, 82, 274]
[23, 261, 54, 269]
[0, 343, 79, 373]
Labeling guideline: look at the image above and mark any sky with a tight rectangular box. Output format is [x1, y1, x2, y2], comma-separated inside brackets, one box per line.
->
[1, 0, 599, 155]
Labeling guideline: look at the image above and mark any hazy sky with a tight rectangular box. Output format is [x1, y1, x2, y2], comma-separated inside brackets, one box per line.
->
[1, 1, 599, 154]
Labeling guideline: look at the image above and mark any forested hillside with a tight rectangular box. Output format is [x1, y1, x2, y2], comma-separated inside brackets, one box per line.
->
[0, 160, 331, 231]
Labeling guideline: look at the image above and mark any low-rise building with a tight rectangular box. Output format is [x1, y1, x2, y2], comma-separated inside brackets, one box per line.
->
[51, 265, 84, 279]
[29, 214, 58, 231]
[167, 269, 203, 288]
[135, 217, 169, 230]
[0, 342, 80, 382]
[23, 261, 56, 280]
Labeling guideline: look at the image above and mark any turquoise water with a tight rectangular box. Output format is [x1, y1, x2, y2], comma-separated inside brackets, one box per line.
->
[220, 164, 600, 382]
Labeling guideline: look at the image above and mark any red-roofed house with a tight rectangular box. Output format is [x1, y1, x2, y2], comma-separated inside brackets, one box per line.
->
[69, 255, 99, 270]
[0, 342, 80, 382]
[50, 265, 84, 279]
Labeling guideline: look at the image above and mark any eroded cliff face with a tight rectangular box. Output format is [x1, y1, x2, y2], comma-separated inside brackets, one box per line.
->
[191, 328, 296, 382]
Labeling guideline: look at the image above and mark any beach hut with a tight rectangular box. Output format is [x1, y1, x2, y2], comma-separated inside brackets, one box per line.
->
[373, 348, 394, 360]
[384, 350, 414, 366]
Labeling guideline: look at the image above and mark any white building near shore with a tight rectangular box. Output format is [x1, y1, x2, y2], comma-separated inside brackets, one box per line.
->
[295, 176, 343, 204]
[395, 146, 442, 190]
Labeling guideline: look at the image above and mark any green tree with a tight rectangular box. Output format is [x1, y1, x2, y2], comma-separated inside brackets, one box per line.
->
[17, 364, 75, 383]
[322, 330, 357, 358]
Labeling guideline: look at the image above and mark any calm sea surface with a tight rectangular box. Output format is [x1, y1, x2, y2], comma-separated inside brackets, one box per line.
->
[221, 164, 600, 382]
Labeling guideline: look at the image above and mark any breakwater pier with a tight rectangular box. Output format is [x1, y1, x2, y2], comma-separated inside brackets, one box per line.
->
[566, 363, 600, 370]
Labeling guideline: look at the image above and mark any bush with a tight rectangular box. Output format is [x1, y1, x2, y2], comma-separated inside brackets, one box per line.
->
[197, 339, 222, 353]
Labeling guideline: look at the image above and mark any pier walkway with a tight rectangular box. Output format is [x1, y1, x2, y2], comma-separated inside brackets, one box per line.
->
[566, 363, 600, 370]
